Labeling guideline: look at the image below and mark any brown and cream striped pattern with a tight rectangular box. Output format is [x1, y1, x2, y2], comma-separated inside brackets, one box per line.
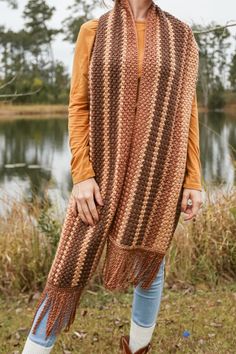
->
[30, 0, 199, 338]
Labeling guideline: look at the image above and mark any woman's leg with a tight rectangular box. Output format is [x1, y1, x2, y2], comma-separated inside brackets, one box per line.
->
[22, 295, 57, 353]
[129, 257, 165, 353]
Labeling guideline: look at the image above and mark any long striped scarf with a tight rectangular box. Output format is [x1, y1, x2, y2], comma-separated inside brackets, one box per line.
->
[31, 0, 199, 338]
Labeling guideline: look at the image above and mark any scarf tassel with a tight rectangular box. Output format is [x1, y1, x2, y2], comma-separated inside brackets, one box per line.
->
[30, 239, 165, 339]
[30, 281, 83, 339]
[103, 238, 165, 290]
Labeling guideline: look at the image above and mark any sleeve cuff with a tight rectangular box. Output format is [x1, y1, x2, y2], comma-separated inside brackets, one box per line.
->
[71, 165, 96, 185]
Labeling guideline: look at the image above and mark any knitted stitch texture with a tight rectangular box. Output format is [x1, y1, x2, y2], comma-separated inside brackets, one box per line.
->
[30, 0, 199, 339]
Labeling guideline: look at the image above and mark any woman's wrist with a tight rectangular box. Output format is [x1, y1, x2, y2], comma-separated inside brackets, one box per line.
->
[72, 173, 96, 185]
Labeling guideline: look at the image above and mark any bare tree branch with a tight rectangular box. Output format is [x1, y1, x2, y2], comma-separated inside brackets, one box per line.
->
[0, 76, 17, 90]
[0, 87, 42, 98]
[193, 21, 236, 35]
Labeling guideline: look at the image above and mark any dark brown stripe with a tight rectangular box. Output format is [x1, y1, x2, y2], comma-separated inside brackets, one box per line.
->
[89, 13, 109, 186]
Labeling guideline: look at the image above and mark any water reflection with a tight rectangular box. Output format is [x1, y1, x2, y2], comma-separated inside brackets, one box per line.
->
[0, 118, 72, 208]
[200, 111, 236, 189]
[0, 113, 235, 208]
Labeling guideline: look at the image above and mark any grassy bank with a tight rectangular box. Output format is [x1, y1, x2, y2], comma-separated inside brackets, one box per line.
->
[0, 104, 68, 119]
[0, 102, 235, 119]
[1, 285, 236, 353]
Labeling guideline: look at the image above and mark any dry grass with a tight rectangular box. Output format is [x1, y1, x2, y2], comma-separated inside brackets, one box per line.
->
[166, 187, 236, 287]
[0, 186, 235, 298]
[0, 196, 53, 295]
[0, 103, 67, 119]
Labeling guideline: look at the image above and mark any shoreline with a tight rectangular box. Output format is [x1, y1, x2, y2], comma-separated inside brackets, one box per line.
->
[0, 104, 68, 120]
[0, 103, 235, 120]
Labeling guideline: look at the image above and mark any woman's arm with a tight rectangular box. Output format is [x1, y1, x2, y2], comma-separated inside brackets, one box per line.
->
[68, 20, 104, 226]
[182, 91, 202, 191]
[181, 91, 203, 221]
[68, 22, 96, 185]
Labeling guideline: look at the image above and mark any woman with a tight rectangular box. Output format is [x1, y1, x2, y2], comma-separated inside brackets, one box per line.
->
[22, 0, 203, 353]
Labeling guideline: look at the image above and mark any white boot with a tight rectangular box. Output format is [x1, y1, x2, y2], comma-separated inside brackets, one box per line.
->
[22, 336, 54, 354]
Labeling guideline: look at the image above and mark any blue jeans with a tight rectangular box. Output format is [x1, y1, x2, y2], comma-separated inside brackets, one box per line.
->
[28, 294, 57, 347]
[28, 257, 165, 347]
[131, 256, 165, 327]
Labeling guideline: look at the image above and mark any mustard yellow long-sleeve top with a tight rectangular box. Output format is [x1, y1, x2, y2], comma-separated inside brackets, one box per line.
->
[68, 19, 202, 191]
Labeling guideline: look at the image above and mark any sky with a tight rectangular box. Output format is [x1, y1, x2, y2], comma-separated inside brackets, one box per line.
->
[0, 0, 235, 74]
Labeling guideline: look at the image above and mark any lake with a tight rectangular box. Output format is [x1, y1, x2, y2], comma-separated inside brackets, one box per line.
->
[0, 111, 235, 210]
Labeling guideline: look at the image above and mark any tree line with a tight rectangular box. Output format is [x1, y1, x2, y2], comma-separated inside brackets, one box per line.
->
[0, 0, 236, 108]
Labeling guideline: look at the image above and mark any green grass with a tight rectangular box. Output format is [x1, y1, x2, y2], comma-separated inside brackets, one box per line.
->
[1, 284, 236, 354]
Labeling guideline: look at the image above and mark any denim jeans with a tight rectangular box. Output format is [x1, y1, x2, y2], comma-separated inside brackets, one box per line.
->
[28, 257, 165, 347]
[28, 294, 57, 347]
[131, 256, 165, 327]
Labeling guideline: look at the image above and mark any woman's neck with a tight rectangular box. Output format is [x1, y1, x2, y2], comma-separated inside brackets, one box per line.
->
[127, 0, 153, 21]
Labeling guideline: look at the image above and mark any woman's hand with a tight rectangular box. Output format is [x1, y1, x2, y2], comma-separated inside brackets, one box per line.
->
[181, 188, 203, 221]
[71, 177, 104, 226]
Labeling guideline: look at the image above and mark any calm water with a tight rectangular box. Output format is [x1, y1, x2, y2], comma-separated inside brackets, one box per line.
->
[0, 112, 235, 209]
